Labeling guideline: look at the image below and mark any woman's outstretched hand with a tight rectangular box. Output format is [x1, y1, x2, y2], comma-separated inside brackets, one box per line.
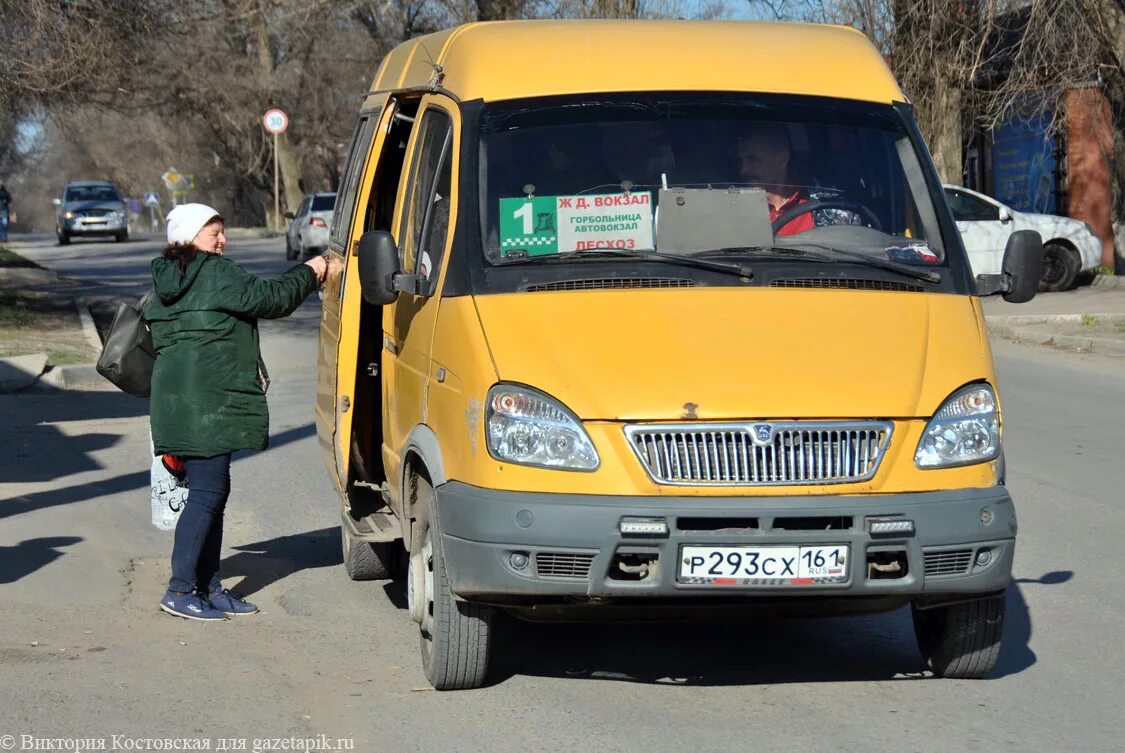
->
[303, 255, 344, 287]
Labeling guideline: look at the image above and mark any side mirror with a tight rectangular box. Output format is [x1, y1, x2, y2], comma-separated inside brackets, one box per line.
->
[52, 198, 61, 206]
[998, 206, 1012, 223]
[283, 211, 295, 220]
[1000, 229, 1043, 303]
[356, 230, 401, 305]
[975, 230, 1042, 301]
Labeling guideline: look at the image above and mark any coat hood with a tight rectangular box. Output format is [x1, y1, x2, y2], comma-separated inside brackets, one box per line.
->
[151, 252, 211, 305]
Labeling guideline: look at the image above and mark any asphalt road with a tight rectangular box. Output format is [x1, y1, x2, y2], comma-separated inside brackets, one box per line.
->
[2, 233, 1123, 752]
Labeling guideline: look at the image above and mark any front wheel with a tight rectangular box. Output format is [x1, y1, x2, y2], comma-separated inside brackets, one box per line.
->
[57, 228, 70, 246]
[115, 231, 128, 243]
[912, 593, 1005, 679]
[1039, 242, 1079, 292]
[410, 475, 494, 690]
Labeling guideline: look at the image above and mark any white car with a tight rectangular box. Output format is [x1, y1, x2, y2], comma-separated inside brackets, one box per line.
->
[943, 184, 1102, 292]
[284, 192, 335, 260]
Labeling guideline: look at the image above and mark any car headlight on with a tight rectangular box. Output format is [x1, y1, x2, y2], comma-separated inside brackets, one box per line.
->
[64, 211, 75, 219]
[915, 384, 1000, 469]
[486, 384, 599, 471]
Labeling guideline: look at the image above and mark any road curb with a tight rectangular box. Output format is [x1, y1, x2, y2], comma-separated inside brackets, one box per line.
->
[1090, 274, 1125, 289]
[29, 363, 111, 392]
[75, 297, 104, 351]
[985, 313, 1125, 326]
[988, 323, 1125, 355]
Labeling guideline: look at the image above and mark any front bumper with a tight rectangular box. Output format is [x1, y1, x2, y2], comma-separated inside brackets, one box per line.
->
[63, 216, 125, 235]
[433, 482, 1015, 604]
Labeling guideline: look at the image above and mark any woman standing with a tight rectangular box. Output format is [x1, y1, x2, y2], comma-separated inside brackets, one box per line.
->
[147, 203, 338, 620]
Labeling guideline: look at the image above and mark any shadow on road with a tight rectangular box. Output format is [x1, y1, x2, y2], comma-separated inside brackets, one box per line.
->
[994, 570, 1073, 678]
[0, 391, 148, 485]
[222, 527, 342, 597]
[489, 608, 927, 687]
[0, 536, 83, 584]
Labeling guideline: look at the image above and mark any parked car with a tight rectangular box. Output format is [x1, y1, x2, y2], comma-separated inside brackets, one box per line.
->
[285, 192, 335, 260]
[54, 180, 129, 245]
[943, 184, 1101, 292]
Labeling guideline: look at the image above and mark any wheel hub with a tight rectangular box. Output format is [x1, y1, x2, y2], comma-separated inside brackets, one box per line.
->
[407, 537, 434, 629]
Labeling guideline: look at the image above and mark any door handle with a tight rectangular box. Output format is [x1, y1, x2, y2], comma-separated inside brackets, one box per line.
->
[384, 334, 399, 355]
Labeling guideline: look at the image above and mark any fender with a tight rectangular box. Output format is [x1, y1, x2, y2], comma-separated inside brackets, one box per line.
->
[397, 423, 447, 542]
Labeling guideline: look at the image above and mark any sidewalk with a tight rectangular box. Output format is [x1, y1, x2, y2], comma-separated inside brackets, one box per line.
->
[983, 276, 1125, 355]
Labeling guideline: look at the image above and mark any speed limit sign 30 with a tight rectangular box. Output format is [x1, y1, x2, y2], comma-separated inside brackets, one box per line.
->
[262, 108, 289, 134]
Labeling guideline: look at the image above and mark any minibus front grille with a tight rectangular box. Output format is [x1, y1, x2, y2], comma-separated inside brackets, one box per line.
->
[770, 278, 923, 293]
[624, 422, 893, 486]
[523, 277, 696, 292]
[922, 548, 974, 576]
[535, 552, 596, 579]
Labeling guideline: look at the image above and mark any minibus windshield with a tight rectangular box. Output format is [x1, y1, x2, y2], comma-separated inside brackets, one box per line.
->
[479, 93, 946, 269]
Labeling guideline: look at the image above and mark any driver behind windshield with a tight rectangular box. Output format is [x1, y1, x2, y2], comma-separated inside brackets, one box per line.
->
[736, 123, 811, 236]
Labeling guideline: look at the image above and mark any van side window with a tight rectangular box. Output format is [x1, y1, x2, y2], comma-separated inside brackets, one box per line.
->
[329, 111, 380, 252]
[398, 108, 453, 283]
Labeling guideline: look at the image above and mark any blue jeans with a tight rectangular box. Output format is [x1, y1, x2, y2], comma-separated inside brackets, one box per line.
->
[168, 454, 231, 594]
[0, 210, 8, 242]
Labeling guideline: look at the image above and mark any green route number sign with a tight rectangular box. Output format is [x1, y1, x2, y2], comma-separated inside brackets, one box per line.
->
[499, 196, 559, 256]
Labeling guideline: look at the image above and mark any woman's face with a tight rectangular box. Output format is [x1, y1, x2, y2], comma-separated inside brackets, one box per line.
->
[193, 220, 226, 255]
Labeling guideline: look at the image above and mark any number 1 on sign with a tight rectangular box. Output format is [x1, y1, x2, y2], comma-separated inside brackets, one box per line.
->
[513, 202, 533, 235]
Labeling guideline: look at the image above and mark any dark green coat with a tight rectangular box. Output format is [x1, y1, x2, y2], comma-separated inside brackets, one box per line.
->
[146, 252, 318, 457]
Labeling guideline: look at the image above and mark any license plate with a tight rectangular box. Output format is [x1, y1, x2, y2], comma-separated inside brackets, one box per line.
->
[679, 545, 849, 585]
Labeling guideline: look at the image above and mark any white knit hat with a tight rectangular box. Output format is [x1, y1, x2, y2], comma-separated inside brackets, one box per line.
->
[166, 203, 223, 245]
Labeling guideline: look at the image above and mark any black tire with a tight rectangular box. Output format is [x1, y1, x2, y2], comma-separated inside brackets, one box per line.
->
[1039, 242, 1079, 292]
[57, 230, 70, 246]
[912, 593, 1005, 679]
[341, 511, 395, 581]
[414, 475, 493, 690]
[285, 238, 298, 261]
[115, 231, 128, 243]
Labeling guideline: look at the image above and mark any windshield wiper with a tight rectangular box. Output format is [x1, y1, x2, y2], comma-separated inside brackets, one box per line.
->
[498, 249, 752, 279]
[701, 244, 941, 284]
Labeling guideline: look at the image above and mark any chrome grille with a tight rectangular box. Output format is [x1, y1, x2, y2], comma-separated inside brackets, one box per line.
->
[624, 422, 893, 486]
[923, 549, 974, 576]
[535, 552, 595, 579]
[79, 209, 110, 218]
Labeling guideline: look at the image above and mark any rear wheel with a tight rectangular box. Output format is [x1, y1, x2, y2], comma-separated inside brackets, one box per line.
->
[285, 237, 298, 261]
[410, 475, 494, 690]
[341, 510, 395, 580]
[1039, 242, 1079, 292]
[912, 593, 1005, 679]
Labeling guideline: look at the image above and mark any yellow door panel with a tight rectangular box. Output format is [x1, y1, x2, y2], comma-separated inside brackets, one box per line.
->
[315, 96, 392, 493]
[382, 96, 461, 503]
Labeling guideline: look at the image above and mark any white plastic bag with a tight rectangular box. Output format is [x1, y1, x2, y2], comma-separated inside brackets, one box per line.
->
[149, 431, 188, 531]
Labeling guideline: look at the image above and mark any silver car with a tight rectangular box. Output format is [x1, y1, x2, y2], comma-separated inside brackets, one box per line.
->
[285, 192, 335, 260]
[55, 181, 129, 245]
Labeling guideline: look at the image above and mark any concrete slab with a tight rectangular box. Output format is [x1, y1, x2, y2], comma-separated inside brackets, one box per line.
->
[0, 352, 48, 391]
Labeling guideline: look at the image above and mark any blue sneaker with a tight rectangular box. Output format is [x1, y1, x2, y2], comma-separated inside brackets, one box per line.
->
[159, 591, 228, 621]
[207, 588, 259, 616]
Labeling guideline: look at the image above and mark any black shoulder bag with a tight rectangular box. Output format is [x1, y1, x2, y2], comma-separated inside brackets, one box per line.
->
[96, 292, 155, 397]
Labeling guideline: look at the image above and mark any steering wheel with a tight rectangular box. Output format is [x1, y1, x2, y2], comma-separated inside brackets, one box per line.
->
[771, 198, 884, 233]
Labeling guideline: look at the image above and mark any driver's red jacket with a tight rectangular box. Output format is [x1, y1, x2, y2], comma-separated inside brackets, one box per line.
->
[770, 190, 814, 236]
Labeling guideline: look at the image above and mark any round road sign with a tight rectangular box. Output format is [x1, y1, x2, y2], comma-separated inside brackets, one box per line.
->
[262, 108, 289, 135]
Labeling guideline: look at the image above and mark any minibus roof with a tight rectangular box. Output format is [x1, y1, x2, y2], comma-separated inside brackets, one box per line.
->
[363, 20, 906, 108]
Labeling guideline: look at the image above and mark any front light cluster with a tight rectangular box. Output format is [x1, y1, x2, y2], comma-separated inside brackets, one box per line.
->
[486, 384, 599, 471]
[915, 384, 1000, 469]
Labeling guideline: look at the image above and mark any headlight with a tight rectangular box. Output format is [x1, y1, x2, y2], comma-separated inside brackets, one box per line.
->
[486, 384, 599, 471]
[64, 211, 75, 219]
[915, 384, 1000, 469]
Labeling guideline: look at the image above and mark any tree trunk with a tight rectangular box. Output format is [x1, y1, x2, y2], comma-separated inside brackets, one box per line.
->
[476, 0, 525, 21]
[922, 75, 964, 184]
